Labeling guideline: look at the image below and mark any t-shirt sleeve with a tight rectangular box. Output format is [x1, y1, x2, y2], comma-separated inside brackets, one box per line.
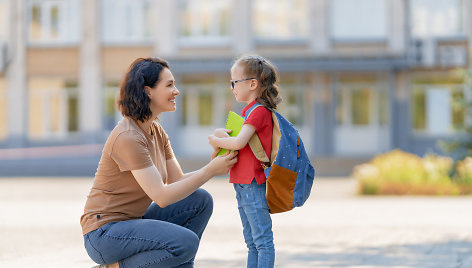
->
[154, 123, 175, 160]
[244, 107, 272, 132]
[162, 131, 175, 160]
[110, 131, 153, 172]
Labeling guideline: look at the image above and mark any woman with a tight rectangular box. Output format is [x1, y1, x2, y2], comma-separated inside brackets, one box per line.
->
[80, 57, 238, 268]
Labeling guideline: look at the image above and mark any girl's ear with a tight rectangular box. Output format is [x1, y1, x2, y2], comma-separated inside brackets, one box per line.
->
[249, 79, 259, 91]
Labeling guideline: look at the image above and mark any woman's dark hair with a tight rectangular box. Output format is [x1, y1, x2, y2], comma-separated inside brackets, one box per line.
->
[234, 55, 282, 109]
[117, 57, 169, 122]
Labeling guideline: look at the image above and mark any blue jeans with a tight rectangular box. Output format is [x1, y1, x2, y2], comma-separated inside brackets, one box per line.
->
[83, 188, 213, 268]
[234, 180, 275, 268]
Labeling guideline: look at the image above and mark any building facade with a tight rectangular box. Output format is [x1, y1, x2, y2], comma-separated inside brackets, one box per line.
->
[0, 0, 471, 162]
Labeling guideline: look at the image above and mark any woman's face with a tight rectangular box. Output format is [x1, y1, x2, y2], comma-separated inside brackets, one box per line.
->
[148, 68, 179, 115]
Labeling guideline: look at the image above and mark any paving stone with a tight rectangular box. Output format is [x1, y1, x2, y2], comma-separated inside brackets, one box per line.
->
[0, 177, 471, 267]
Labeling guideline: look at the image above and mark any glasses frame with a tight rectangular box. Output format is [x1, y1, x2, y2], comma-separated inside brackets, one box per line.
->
[230, 77, 256, 89]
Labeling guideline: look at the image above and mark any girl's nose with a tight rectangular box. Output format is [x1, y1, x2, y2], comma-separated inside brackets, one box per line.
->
[173, 87, 180, 96]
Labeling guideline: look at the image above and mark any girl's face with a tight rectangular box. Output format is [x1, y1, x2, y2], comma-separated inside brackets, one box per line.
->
[147, 68, 179, 115]
[230, 63, 258, 104]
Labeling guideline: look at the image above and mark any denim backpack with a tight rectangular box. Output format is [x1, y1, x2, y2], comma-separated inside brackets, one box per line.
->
[245, 102, 315, 214]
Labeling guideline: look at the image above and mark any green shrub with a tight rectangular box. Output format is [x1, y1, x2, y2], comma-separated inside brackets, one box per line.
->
[353, 150, 462, 195]
[454, 157, 472, 194]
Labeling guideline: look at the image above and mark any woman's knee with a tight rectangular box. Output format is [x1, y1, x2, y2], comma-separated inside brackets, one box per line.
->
[84, 234, 106, 265]
[193, 188, 213, 212]
[174, 231, 200, 262]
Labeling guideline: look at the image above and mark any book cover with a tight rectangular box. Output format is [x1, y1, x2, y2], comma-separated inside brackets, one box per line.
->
[216, 111, 244, 156]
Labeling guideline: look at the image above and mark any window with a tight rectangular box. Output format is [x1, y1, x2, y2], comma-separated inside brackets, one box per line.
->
[0, 0, 7, 74]
[0, 76, 6, 140]
[0, 0, 8, 41]
[28, 0, 80, 44]
[101, 0, 153, 43]
[179, 77, 237, 127]
[337, 86, 373, 126]
[28, 78, 78, 139]
[410, 0, 464, 38]
[336, 75, 389, 127]
[334, 74, 390, 155]
[103, 82, 121, 131]
[330, 0, 387, 40]
[411, 74, 467, 135]
[180, 84, 217, 126]
[277, 81, 308, 126]
[178, 0, 230, 43]
[412, 85, 466, 135]
[253, 0, 308, 40]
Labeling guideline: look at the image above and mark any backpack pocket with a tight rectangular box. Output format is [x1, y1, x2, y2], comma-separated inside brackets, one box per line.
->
[266, 164, 297, 214]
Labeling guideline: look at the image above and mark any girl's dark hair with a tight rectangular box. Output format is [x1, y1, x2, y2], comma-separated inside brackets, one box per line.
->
[117, 57, 169, 122]
[234, 55, 282, 109]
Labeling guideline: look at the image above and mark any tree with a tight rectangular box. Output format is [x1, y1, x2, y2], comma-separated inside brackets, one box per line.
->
[439, 66, 472, 167]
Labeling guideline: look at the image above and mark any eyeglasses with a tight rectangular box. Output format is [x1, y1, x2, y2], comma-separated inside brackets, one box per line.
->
[230, 78, 256, 89]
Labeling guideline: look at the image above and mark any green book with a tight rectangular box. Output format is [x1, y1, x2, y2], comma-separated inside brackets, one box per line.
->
[216, 111, 245, 156]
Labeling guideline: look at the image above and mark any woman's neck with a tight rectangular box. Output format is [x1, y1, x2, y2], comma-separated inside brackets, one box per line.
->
[137, 116, 156, 135]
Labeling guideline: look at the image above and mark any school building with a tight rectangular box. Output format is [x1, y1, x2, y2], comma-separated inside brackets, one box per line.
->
[0, 0, 471, 174]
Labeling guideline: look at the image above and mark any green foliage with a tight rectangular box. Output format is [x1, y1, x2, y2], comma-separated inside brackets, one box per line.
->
[454, 157, 472, 186]
[439, 68, 472, 161]
[353, 150, 472, 195]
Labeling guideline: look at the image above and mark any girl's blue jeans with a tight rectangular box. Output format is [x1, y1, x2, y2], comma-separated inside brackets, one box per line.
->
[83, 188, 213, 268]
[234, 180, 275, 268]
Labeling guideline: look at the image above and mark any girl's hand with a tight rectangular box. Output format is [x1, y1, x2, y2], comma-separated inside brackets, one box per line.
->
[205, 151, 238, 176]
[213, 128, 232, 138]
[208, 134, 219, 149]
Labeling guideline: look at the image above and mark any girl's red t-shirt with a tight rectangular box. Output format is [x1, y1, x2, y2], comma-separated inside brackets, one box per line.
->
[229, 100, 273, 185]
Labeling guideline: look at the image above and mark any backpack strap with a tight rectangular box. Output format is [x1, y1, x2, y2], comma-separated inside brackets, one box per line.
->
[244, 103, 271, 165]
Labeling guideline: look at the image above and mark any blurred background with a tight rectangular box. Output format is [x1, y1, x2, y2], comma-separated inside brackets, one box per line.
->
[0, 0, 470, 176]
[1, 2, 471, 266]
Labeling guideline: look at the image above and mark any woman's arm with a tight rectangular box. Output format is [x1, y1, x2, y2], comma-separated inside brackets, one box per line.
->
[165, 158, 184, 184]
[208, 124, 256, 151]
[167, 141, 224, 184]
[166, 158, 199, 184]
[132, 151, 238, 208]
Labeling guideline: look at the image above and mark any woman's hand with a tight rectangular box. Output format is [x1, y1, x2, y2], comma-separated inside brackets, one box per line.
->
[205, 151, 238, 177]
[211, 148, 219, 160]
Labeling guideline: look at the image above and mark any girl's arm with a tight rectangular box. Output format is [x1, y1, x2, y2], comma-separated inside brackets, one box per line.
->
[132, 151, 238, 208]
[208, 124, 256, 151]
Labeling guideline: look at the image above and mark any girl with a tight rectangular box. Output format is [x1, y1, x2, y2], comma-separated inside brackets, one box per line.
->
[81, 57, 238, 268]
[208, 55, 281, 268]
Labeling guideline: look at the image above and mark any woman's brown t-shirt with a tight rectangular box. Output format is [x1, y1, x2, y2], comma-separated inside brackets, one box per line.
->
[80, 117, 175, 235]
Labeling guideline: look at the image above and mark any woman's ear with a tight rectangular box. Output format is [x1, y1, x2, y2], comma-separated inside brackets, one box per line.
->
[144, 86, 152, 97]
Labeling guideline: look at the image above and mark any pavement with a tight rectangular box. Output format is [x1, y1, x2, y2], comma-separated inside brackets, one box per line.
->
[0, 177, 471, 268]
